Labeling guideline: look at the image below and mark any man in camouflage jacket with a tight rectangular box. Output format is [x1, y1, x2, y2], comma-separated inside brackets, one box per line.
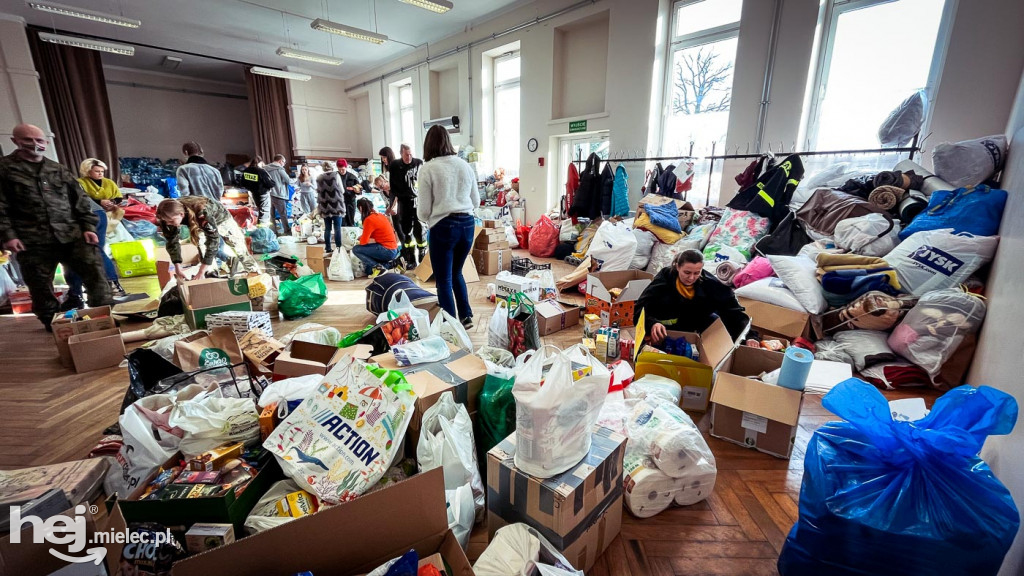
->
[0, 124, 111, 329]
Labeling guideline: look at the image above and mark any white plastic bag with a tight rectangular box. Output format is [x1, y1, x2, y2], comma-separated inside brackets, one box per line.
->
[525, 269, 557, 301]
[265, 357, 417, 504]
[376, 289, 431, 341]
[885, 229, 999, 296]
[625, 398, 716, 480]
[834, 214, 899, 257]
[327, 248, 355, 282]
[474, 523, 583, 576]
[169, 396, 261, 458]
[624, 374, 683, 405]
[243, 479, 305, 534]
[417, 392, 486, 521]
[630, 229, 657, 270]
[257, 374, 324, 408]
[596, 390, 630, 435]
[391, 335, 452, 366]
[888, 288, 987, 382]
[432, 309, 473, 350]
[488, 302, 509, 349]
[505, 225, 520, 249]
[281, 323, 342, 347]
[587, 220, 638, 272]
[339, 226, 362, 250]
[512, 344, 609, 478]
[447, 483, 476, 550]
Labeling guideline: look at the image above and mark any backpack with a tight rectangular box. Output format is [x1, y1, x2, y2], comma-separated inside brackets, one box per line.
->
[796, 188, 891, 236]
[365, 272, 437, 315]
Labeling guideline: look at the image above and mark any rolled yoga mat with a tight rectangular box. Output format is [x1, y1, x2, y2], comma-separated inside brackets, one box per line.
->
[778, 347, 814, 391]
[893, 159, 954, 197]
[623, 451, 684, 518]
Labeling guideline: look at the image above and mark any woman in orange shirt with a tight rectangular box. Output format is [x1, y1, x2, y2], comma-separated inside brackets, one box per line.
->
[352, 198, 401, 277]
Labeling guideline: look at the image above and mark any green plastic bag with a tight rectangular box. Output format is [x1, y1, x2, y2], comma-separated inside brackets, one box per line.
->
[278, 273, 328, 320]
[340, 325, 374, 348]
[365, 364, 413, 394]
[475, 346, 517, 462]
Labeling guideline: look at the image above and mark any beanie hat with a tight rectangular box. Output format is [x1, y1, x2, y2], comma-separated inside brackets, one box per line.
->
[337, 158, 349, 169]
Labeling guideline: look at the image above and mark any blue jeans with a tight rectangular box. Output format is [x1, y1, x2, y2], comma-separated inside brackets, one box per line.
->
[352, 243, 400, 273]
[323, 216, 343, 250]
[67, 209, 117, 297]
[428, 213, 474, 320]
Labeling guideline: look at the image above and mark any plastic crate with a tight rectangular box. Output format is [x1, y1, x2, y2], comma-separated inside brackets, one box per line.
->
[510, 257, 552, 277]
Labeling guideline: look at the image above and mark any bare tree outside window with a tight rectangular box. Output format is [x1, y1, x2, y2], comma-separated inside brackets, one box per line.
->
[672, 45, 733, 115]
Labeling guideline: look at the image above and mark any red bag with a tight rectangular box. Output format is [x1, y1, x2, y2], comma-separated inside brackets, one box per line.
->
[515, 220, 531, 250]
[121, 198, 158, 224]
[496, 190, 507, 207]
[527, 215, 559, 258]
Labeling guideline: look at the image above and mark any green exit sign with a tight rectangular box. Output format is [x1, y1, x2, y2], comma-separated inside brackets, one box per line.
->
[568, 120, 587, 133]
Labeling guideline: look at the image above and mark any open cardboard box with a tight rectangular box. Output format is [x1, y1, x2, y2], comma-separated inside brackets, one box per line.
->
[155, 243, 201, 289]
[181, 277, 251, 330]
[160, 468, 474, 576]
[710, 346, 803, 459]
[415, 230, 481, 285]
[51, 305, 116, 368]
[585, 270, 653, 327]
[1, 505, 103, 575]
[68, 327, 125, 373]
[738, 297, 812, 341]
[274, 340, 347, 381]
[633, 313, 735, 412]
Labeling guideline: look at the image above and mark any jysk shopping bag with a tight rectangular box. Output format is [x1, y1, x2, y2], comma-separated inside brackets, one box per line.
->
[506, 292, 541, 357]
[265, 356, 416, 504]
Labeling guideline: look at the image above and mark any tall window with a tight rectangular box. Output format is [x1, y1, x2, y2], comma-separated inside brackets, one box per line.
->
[805, 0, 948, 151]
[493, 51, 521, 176]
[399, 83, 416, 155]
[662, 0, 742, 204]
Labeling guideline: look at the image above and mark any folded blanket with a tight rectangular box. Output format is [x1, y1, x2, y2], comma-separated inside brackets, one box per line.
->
[715, 260, 744, 285]
[821, 269, 902, 307]
[868, 185, 905, 211]
[816, 253, 889, 279]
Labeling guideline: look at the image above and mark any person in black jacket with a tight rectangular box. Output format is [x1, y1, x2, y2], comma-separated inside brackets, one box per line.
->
[240, 155, 274, 226]
[634, 249, 749, 342]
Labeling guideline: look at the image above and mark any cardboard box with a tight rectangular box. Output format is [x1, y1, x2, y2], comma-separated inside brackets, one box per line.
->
[185, 523, 235, 554]
[483, 219, 499, 229]
[156, 243, 201, 289]
[206, 310, 274, 339]
[259, 403, 279, 441]
[536, 300, 582, 336]
[68, 327, 125, 373]
[487, 426, 626, 573]
[1, 505, 102, 576]
[180, 277, 251, 330]
[710, 349, 804, 459]
[0, 458, 108, 506]
[167, 469, 475, 576]
[306, 245, 325, 276]
[273, 340, 346, 381]
[585, 270, 653, 328]
[51, 305, 115, 368]
[371, 343, 487, 456]
[738, 297, 812, 341]
[495, 273, 541, 301]
[239, 329, 285, 380]
[475, 235, 509, 250]
[472, 248, 514, 275]
[633, 317, 735, 412]
[415, 250, 480, 284]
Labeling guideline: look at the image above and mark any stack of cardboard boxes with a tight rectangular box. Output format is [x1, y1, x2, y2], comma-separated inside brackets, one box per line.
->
[472, 221, 513, 275]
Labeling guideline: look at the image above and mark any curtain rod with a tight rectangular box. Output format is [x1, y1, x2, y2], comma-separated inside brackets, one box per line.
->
[706, 146, 920, 160]
[106, 80, 248, 100]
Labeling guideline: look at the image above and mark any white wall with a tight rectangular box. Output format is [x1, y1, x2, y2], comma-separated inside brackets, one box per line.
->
[288, 76, 358, 159]
[0, 15, 54, 159]
[552, 12, 609, 120]
[353, 94, 372, 159]
[104, 66, 252, 162]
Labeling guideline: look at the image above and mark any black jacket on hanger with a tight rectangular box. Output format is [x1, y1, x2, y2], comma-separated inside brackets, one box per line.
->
[569, 153, 602, 220]
[599, 163, 614, 217]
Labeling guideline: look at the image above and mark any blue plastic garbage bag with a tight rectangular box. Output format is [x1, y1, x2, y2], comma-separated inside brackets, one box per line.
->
[778, 379, 1019, 576]
[249, 227, 280, 254]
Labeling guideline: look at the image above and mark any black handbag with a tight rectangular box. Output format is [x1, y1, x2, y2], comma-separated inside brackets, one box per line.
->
[753, 210, 813, 257]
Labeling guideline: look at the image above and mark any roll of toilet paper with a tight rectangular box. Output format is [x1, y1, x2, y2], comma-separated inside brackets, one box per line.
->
[650, 425, 705, 477]
[623, 452, 682, 518]
[673, 471, 718, 506]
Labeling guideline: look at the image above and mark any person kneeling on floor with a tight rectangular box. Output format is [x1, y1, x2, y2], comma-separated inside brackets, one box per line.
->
[352, 198, 400, 278]
[156, 197, 260, 282]
[635, 249, 749, 343]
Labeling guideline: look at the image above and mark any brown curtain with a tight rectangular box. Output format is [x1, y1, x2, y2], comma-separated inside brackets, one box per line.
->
[245, 71, 294, 162]
[27, 27, 120, 181]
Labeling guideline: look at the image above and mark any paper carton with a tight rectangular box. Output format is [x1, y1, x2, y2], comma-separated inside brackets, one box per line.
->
[710, 346, 803, 459]
[68, 327, 125, 373]
[156, 243, 201, 289]
[495, 274, 541, 301]
[585, 270, 653, 327]
[305, 245, 326, 276]
[167, 469, 474, 576]
[239, 329, 285, 379]
[415, 251, 480, 284]
[738, 297, 812, 341]
[51, 305, 116, 368]
[536, 300, 581, 336]
[206, 310, 274, 339]
[633, 317, 735, 412]
[180, 277, 252, 330]
[273, 340, 346, 381]
[486, 426, 626, 573]
[473, 248, 513, 275]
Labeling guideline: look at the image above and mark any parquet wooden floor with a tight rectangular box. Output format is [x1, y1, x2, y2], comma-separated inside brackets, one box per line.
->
[0, 249, 939, 575]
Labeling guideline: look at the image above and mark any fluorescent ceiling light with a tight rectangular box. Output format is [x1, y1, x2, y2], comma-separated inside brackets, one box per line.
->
[276, 47, 343, 66]
[310, 18, 388, 44]
[28, 1, 141, 28]
[250, 66, 312, 81]
[399, 0, 453, 13]
[37, 32, 134, 55]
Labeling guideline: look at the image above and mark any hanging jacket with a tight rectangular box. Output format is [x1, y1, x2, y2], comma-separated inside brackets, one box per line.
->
[565, 162, 580, 222]
[657, 164, 678, 198]
[569, 153, 601, 220]
[643, 163, 663, 196]
[734, 155, 768, 189]
[727, 154, 805, 229]
[599, 163, 614, 217]
[611, 165, 630, 218]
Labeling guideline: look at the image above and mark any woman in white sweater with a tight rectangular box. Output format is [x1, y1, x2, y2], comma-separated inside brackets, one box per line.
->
[417, 125, 481, 328]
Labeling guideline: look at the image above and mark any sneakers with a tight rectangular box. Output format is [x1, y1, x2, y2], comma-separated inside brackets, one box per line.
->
[60, 294, 84, 312]
[461, 316, 474, 330]
[109, 280, 127, 298]
[417, 246, 427, 263]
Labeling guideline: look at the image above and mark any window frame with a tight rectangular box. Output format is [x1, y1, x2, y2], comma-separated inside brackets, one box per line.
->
[802, 0, 954, 150]
[398, 82, 415, 152]
[492, 50, 522, 174]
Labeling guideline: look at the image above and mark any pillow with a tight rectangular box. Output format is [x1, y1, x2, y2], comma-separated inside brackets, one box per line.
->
[704, 208, 770, 257]
[685, 223, 716, 250]
[834, 330, 897, 371]
[767, 255, 828, 314]
[630, 229, 657, 270]
[734, 277, 806, 312]
[646, 237, 702, 274]
[642, 201, 683, 233]
[633, 212, 684, 244]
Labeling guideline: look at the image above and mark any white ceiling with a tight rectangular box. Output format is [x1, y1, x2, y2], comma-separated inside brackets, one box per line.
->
[9, 0, 534, 83]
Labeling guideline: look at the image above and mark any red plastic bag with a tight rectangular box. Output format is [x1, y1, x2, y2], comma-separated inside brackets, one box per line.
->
[121, 198, 158, 224]
[515, 220, 531, 250]
[496, 190, 507, 207]
[528, 215, 559, 258]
